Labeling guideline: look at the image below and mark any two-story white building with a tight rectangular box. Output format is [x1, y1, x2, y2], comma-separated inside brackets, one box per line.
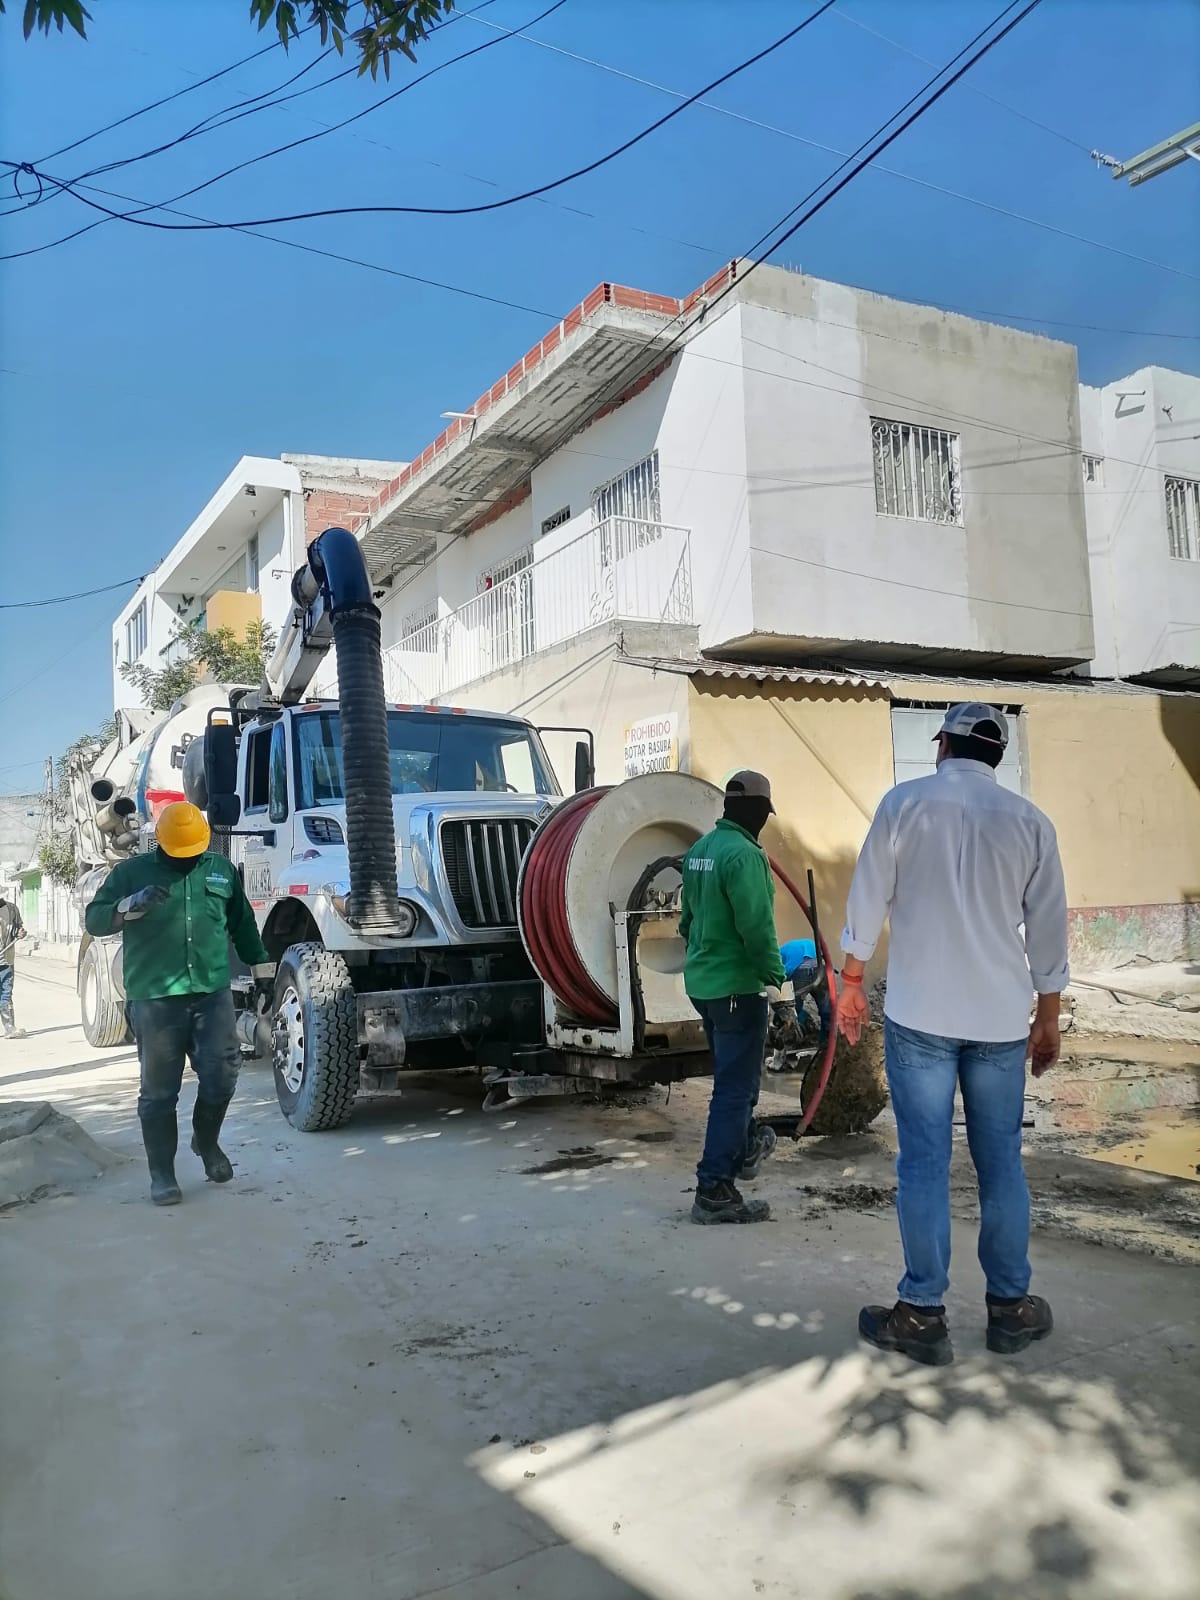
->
[112, 453, 406, 710]
[1079, 365, 1200, 685]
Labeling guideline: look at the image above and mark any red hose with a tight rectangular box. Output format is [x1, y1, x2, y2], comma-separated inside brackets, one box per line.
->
[520, 788, 618, 1026]
[769, 857, 840, 1135]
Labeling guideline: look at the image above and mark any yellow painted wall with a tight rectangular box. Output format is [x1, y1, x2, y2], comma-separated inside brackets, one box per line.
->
[205, 589, 261, 636]
[688, 675, 1200, 959]
[686, 679, 894, 947]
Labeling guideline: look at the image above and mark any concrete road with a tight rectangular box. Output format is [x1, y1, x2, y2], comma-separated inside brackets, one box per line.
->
[2, 953, 1198, 1600]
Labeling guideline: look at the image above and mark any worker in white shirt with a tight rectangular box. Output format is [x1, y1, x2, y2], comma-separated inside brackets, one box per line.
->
[837, 704, 1069, 1367]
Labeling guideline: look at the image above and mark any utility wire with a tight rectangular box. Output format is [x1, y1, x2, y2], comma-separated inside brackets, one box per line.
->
[1, 0, 838, 249]
[832, 5, 1093, 155]
[463, 8, 1199, 285]
[0, 575, 145, 610]
[39, 32, 306, 163]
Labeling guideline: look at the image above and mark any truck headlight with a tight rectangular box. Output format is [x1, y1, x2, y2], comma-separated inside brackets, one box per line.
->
[323, 881, 417, 937]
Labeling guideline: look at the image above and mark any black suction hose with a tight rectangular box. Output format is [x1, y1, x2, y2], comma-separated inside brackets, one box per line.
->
[308, 528, 401, 933]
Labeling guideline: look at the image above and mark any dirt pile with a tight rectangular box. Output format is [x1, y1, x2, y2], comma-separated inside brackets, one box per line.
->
[0, 1100, 124, 1209]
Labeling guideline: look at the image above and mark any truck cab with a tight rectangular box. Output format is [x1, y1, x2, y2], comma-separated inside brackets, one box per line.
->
[232, 700, 559, 970]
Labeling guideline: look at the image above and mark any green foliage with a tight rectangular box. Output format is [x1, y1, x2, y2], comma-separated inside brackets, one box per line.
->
[1, 0, 454, 74]
[37, 832, 77, 886]
[121, 619, 276, 713]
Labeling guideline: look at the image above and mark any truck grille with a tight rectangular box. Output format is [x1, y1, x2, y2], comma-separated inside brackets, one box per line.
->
[440, 818, 535, 929]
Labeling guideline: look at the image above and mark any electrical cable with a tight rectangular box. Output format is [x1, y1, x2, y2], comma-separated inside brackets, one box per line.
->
[0, 575, 145, 610]
[463, 6, 1199, 284]
[1, 0, 838, 246]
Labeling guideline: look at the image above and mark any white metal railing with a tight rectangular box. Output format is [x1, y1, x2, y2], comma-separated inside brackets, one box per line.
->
[385, 516, 692, 702]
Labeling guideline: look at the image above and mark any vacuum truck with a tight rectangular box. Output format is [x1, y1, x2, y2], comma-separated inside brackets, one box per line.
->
[179, 526, 843, 1134]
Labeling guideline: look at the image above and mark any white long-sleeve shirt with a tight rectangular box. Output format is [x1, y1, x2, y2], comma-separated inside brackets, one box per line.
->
[841, 759, 1069, 1042]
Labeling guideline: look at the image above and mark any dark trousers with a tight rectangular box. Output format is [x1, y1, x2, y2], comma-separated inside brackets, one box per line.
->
[129, 990, 240, 1122]
[693, 995, 769, 1185]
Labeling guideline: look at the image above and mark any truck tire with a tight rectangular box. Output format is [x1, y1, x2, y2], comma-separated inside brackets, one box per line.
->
[79, 940, 131, 1049]
[271, 942, 359, 1132]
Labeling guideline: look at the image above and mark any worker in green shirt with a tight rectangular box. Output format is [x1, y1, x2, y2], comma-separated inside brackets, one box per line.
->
[679, 771, 802, 1225]
[85, 801, 274, 1206]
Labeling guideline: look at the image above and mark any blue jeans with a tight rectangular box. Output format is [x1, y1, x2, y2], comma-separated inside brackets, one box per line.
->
[129, 990, 240, 1122]
[885, 1018, 1031, 1307]
[694, 995, 769, 1185]
[0, 963, 14, 1027]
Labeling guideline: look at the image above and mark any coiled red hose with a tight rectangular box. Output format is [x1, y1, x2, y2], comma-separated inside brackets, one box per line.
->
[519, 788, 618, 1026]
[521, 802, 840, 1130]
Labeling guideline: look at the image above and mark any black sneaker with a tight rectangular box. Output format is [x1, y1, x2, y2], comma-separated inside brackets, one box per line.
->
[691, 1179, 771, 1225]
[740, 1123, 778, 1181]
[859, 1301, 953, 1366]
[986, 1294, 1053, 1355]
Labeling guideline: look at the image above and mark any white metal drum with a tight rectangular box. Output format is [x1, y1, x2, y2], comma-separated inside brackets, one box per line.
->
[562, 772, 722, 1007]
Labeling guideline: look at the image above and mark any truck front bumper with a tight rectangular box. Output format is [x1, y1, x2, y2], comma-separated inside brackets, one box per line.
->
[359, 979, 543, 1071]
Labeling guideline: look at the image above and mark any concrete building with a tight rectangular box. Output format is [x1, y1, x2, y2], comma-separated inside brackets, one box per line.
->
[1079, 365, 1200, 684]
[112, 453, 405, 710]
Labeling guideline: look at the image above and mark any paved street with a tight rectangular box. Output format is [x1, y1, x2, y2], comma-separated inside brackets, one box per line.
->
[2, 954, 1198, 1600]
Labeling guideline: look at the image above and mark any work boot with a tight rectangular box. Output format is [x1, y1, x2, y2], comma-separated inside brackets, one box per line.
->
[691, 1179, 770, 1225]
[859, 1301, 953, 1366]
[740, 1122, 778, 1181]
[140, 1110, 182, 1207]
[986, 1294, 1054, 1355]
[191, 1097, 234, 1184]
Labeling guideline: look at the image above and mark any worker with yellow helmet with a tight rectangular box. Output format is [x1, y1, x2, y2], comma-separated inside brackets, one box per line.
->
[85, 801, 274, 1205]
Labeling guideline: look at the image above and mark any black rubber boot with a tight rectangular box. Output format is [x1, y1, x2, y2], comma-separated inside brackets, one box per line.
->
[191, 1097, 234, 1183]
[140, 1110, 182, 1207]
[986, 1294, 1053, 1354]
[859, 1301, 953, 1366]
[691, 1179, 771, 1224]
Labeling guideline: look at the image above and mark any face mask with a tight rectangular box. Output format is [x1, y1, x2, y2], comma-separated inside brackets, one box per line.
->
[156, 848, 203, 875]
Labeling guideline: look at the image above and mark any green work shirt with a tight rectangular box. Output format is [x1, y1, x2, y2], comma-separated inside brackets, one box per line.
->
[84, 851, 270, 1001]
[678, 819, 786, 1001]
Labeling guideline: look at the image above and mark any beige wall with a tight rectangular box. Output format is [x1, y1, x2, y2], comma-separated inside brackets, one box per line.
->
[686, 679, 894, 950]
[688, 674, 1200, 964]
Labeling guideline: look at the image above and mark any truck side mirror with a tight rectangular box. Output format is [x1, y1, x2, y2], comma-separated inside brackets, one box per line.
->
[203, 719, 241, 828]
[574, 740, 595, 793]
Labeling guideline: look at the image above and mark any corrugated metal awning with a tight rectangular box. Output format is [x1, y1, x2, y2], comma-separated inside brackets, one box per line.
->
[620, 657, 888, 689]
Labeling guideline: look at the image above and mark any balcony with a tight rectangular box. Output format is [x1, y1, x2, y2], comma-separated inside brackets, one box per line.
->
[384, 518, 693, 703]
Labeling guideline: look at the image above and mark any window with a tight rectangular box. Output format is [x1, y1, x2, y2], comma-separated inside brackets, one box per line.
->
[479, 547, 534, 667]
[592, 451, 660, 526]
[243, 727, 272, 812]
[293, 710, 558, 809]
[540, 505, 571, 536]
[247, 534, 260, 593]
[1082, 454, 1104, 486]
[268, 722, 289, 824]
[890, 705, 1024, 796]
[871, 419, 962, 525]
[1165, 476, 1200, 562]
[125, 601, 148, 662]
[400, 601, 438, 643]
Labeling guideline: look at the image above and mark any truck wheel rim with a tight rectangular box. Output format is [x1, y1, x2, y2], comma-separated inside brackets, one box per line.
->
[274, 986, 305, 1094]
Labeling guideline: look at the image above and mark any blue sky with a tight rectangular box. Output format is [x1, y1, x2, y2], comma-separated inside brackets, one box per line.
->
[1, 0, 1198, 794]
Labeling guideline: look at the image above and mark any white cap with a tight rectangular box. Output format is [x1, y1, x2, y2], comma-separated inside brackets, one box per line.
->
[724, 769, 775, 813]
[934, 703, 1010, 748]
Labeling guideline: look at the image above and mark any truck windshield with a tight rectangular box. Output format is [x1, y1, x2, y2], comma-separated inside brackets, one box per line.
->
[294, 710, 558, 808]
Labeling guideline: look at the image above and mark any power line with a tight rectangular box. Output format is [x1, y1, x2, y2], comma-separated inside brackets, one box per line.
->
[0, 575, 144, 610]
[463, 8, 1200, 284]
[39, 30, 306, 163]
[70, 0, 503, 190]
[832, 5, 1092, 156]
[1, 0, 840, 250]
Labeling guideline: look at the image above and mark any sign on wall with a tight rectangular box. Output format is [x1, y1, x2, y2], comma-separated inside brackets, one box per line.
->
[624, 714, 679, 778]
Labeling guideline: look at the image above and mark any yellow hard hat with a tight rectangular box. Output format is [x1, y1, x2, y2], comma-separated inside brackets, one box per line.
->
[156, 801, 211, 859]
